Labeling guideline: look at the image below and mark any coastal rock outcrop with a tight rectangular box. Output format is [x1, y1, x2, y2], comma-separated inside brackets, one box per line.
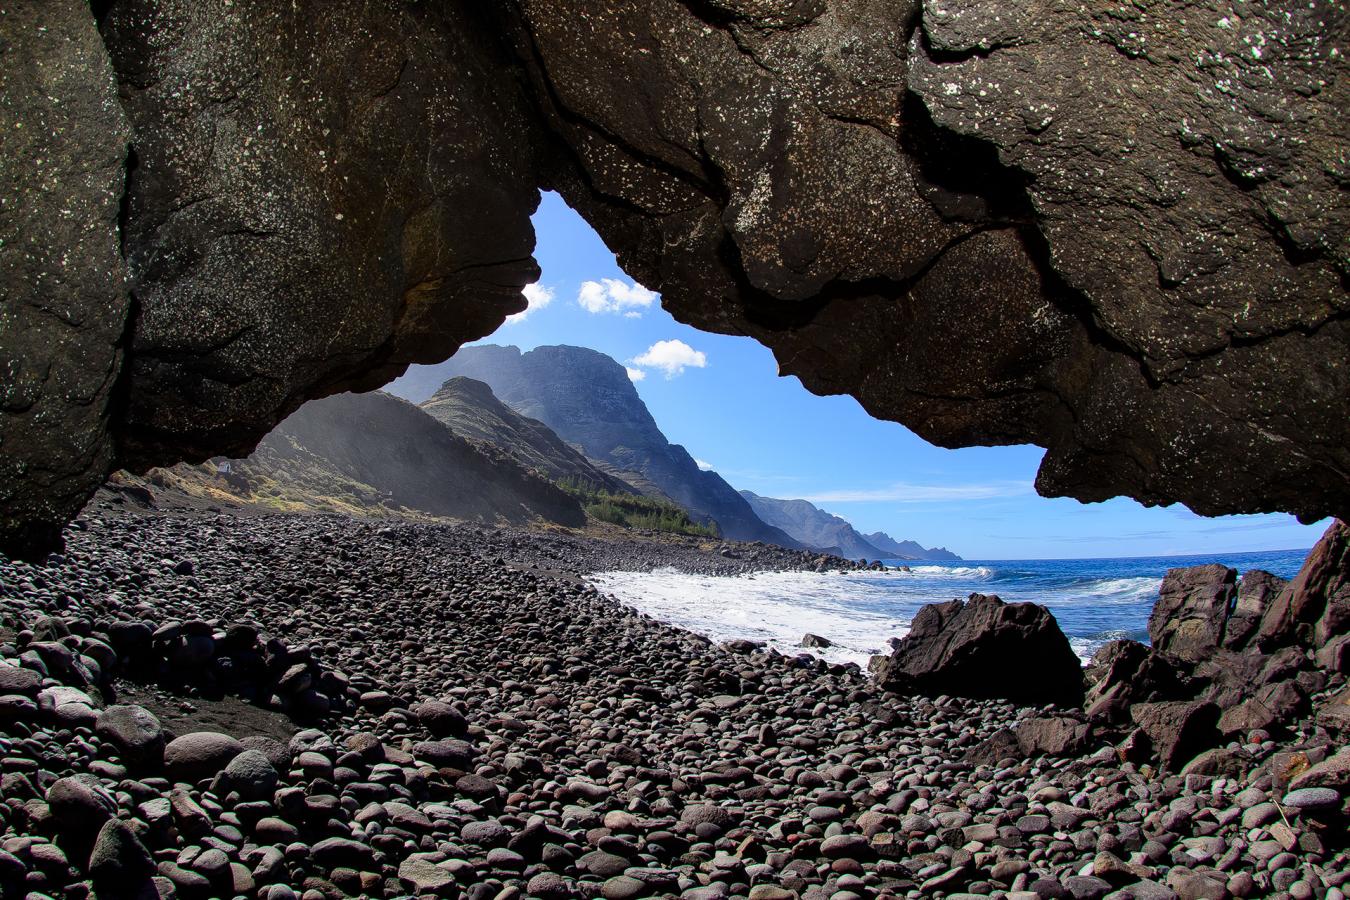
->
[932, 521, 1350, 773]
[1225, 569, 1288, 651]
[1258, 519, 1350, 654]
[0, 0, 1345, 556]
[873, 593, 1084, 707]
[1148, 564, 1236, 662]
[1083, 640, 1195, 725]
[1088, 521, 1350, 765]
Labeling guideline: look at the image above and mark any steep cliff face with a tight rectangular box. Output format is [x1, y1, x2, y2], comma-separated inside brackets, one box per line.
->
[419, 377, 636, 496]
[433, 346, 803, 546]
[0, 0, 1344, 556]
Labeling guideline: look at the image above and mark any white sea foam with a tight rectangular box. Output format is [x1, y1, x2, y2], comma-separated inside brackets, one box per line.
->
[588, 565, 1163, 671]
[903, 565, 996, 579]
[1074, 576, 1161, 603]
[588, 568, 907, 667]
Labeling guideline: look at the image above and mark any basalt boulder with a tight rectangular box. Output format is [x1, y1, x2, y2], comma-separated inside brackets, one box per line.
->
[1130, 700, 1222, 772]
[1148, 564, 1236, 662]
[1225, 570, 1288, 652]
[874, 593, 1084, 707]
[1083, 640, 1194, 724]
[1016, 715, 1096, 759]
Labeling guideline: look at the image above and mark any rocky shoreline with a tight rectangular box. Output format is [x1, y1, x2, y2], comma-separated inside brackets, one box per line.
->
[1, 511, 1346, 900]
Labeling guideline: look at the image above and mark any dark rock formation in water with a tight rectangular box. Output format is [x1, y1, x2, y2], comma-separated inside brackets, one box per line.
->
[1084, 520, 1350, 757]
[888, 521, 1349, 770]
[0, 0, 1345, 555]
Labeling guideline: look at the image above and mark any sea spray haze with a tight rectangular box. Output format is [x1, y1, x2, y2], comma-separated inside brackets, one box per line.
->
[589, 548, 1311, 666]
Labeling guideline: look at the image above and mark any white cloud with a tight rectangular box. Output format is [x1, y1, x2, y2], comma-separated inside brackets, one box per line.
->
[503, 283, 554, 325]
[799, 481, 1035, 504]
[577, 278, 658, 316]
[624, 366, 647, 382]
[695, 458, 714, 471]
[631, 339, 708, 379]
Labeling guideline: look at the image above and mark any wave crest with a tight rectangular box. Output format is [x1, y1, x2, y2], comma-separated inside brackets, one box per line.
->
[904, 565, 995, 579]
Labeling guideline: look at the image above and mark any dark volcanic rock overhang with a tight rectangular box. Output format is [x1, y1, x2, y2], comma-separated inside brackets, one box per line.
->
[0, 0, 1345, 556]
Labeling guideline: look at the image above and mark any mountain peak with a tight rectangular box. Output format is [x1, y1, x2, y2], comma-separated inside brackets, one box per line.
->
[421, 375, 638, 497]
[430, 375, 497, 402]
[425, 345, 800, 546]
[737, 491, 960, 560]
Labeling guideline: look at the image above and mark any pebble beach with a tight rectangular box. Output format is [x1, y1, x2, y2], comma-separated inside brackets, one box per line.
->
[1, 510, 1346, 900]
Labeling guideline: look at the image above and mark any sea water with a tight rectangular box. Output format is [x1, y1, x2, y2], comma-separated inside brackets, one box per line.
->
[587, 548, 1310, 668]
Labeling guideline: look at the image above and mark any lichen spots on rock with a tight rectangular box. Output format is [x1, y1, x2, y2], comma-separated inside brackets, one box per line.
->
[0, 1, 132, 558]
[97, 0, 543, 475]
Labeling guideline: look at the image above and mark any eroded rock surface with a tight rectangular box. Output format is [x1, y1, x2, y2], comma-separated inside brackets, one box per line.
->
[100, 0, 544, 471]
[908, 0, 1348, 521]
[0, 0, 1346, 555]
[510, 0, 1350, 526]
[0, 2, 131, 558]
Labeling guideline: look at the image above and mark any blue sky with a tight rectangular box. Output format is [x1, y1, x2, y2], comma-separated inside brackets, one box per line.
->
[447, 191, 1329, 560]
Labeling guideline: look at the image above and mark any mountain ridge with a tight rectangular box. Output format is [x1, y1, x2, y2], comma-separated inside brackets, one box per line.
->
[420, 377, 638, 497]
[739, 491, 888, 561]
[165, 391, 587, 526]
[863, 531, 962, 562]
[740, 491, 961, 561]
[408, 345, 802, 547]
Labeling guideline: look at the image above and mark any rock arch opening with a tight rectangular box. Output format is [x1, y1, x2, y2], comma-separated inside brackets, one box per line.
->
[1, 0, 1345, 560]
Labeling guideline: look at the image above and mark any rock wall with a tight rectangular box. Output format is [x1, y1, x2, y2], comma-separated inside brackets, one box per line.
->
[0, 0, 1345, 556]
[0, 2, 132, 558]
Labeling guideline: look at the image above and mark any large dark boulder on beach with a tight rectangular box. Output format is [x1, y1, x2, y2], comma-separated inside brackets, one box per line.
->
[1130, 701, 1222, 772]
[874, 594, 1084, 707]
[94, 705, 165, 768]
[1017, 715, 1095, 759]
[1149, 565, 1236, 662]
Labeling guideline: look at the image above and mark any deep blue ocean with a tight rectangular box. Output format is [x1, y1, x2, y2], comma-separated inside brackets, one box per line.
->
[589, 548, 1310, 666]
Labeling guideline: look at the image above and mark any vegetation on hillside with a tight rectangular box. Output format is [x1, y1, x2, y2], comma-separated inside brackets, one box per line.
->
[557, 477, 719, 537]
